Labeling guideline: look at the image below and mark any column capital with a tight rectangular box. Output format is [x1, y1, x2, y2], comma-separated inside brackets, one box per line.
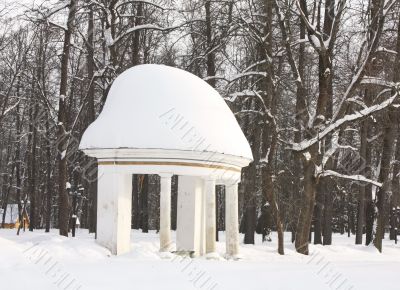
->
[159, 173, 173, 179]
[224, 180, 240, 188]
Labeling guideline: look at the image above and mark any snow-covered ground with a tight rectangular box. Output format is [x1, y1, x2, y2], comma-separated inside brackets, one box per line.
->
[0, 229, 399, 290]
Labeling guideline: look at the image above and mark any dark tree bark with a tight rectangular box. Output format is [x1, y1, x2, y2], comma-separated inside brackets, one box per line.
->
[243, 198, 256, 244]
[260, 0, 284, 255]
[390, 138, 400, 240]
[87, 3, 97, 234]
[205, 0, 216, 88]
[28, 102, 38, 231]
[139, 175, 149, 233]
[356, 117, 369, 244]
[171, 175, 178, 231]
[389, 13, 400, 242]
[131, 2, 142, 66]
[132, 175, 140, 229]
[374, 7, 400, 252]
[295, 159, 317, 255]
[313, 182, 324, 245]
[15, 79, 23, 234]
[45, 116, 52, 232]
[58, 0, 78, 237]
[322, 179, 333, 245]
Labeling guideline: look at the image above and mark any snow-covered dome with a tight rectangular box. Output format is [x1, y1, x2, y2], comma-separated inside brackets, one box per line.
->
[79, 64, 253, 162]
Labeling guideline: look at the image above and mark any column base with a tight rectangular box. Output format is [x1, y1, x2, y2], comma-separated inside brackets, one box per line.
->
[205, 252, 222, 260]
[159, 251, 175, 259]
[224, 253, 243, 261]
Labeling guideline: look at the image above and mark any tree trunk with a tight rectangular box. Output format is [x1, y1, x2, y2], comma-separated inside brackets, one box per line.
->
[374, 13, 400, 252]
[313, 182, 323, 245]
[390, 137, 400, 240]
[171, 175, 178, 231]
[45, 116, 52, 232]
[322, 179, 333, 245]
[374, 125, 396, 251]
[295, 158, 317, 255]
[132, 175, 140, 229]
[28, 102, 38, 231]
[86, 1, 97, 234]
[139, 175, 149, 233]
[58, 0, 77, 237]
[205, 0, 216, 88]
[356, 116, 369, 244]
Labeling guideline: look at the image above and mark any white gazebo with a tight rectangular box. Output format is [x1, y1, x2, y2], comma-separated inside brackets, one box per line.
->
[79, 64, 253, 258]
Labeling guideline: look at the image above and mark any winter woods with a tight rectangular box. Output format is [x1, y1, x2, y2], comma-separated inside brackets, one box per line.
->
[1, 0, 400, 255]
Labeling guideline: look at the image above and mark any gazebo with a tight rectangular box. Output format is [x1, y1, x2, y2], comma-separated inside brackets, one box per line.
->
[79, 64, 253, 258]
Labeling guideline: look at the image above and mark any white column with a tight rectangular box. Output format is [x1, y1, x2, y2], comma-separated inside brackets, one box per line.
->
[205, 178, 216, 254]
[176, 176, 204, 256]
[159, 173, 172, 252]
[225, 182, 239, 258]
[96, 166, 132, 255]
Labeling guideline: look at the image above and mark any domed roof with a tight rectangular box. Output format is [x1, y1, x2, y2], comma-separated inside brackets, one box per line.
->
[79, 64, 253, 161]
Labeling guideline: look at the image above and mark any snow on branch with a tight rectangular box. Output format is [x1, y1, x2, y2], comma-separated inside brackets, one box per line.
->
[376, 46, 397, 55]
[229, 71, 267, 82]
[234, 110, 264, 116]
[361, 76, 395, 88]
[332, 0, 395, 121]
[45, 20, 67, 31]
[1, 100, 20, 117]
[242, 60, 266, 73]
[319, 170, 382, 187]
[110, 24, 165, 46]
[291, 90, 399, 152]
[116, 1, 167, 11]
[226, 90, 264, 102]
[295, 0, 326, 52]
[110, 20, 204, 47]
[202, 76, 228, 83]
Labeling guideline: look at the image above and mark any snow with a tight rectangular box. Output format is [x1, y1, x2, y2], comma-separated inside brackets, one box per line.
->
[292, 92, 399, 152]
[0, 229, 399, 290]
[229, 71, 267, 82]
[111, 24, 164, 46]
[361, 76, 394, 88]
[319, 170, 383, 187]
[80, 64, 253, 160]
[104, 27, 114, 47]
[303, 152, 311, 161]
[376, 46, 398, 55]
[2, 100, 20, 117]
[227, 90, 261, 102]
[308, 34, 321, 49]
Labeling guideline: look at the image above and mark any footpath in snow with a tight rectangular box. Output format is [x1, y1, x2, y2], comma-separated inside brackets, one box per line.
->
[0, 229, 399, 290]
